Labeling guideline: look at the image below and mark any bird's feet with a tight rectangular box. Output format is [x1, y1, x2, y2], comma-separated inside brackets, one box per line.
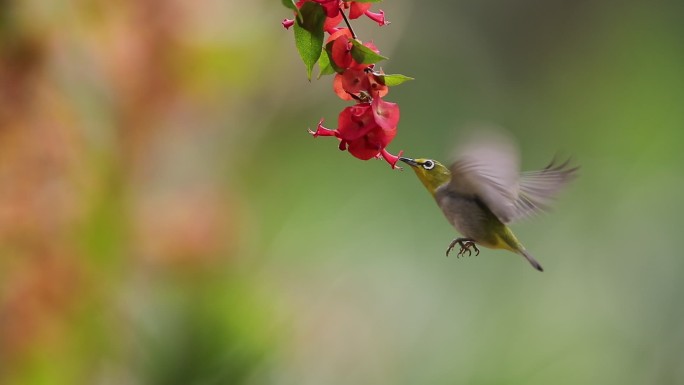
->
[446, 238, 480, 258]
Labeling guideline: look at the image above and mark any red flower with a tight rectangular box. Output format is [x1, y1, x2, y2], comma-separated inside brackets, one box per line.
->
[282, 18, 295, 29]
[284, 0, 402, 169]
[379, 148, 403, 168]
[367, 70, 389, 97]
[286, 1, 389, 32]
[310, 104, 377, 142]
[337, 103, 377, 141]
[308, 97, 402, 168]
[364, 9, 388, 26]
[332, 68, 388, 100]
[345, 123, 402, 168]
[327, 29, 382, 72]
[371, 96, 399, 130]
[348, 2, 389, 26]
[328, 28, 354, 70]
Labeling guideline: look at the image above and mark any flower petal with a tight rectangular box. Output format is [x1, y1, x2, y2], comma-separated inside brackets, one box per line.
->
[337, 103, 377, 141]
[368, 72, 388, 98]
[308, 118, 339, 138]
[330, 34, 353, 70]
[282, 18, 295, 29]
[332, 74, 354, 100]
[347, 136, 381, 160]
[323, 13, 342, 33]
[338, 69, 371, 99]
[326, 28, 353, 43]
[313, 0, 342, 18]
[380, 148, 403, 169]
[365, 123, 397, 148]
[365, 9, 389, 26]
[371, 97, 400, 130]
[349, 2, 371, 19]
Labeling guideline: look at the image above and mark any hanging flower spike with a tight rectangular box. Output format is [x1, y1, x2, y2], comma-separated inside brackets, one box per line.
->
[283, 0, 409, 169]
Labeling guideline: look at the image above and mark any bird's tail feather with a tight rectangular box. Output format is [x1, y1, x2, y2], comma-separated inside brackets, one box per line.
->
[520, 249, 544, 272]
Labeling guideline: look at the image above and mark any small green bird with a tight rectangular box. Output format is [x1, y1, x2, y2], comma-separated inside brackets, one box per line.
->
[400, 133, 577, 272]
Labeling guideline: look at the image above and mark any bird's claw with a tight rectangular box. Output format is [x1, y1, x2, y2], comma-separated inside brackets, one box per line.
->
[446, 238, 480, 258]
[458, 241, 480, 257]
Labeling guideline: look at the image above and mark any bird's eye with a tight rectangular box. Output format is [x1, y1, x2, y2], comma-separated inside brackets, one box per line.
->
[422, 160, 435, 170]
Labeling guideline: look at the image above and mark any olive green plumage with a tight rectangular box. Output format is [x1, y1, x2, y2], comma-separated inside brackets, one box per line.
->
[400, 132, 578, 272]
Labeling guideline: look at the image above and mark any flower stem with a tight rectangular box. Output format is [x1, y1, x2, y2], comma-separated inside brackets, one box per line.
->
[339, 7, 357, 39]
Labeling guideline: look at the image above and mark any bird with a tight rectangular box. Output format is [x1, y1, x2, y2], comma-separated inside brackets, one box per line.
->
[399, 132, 578, 272]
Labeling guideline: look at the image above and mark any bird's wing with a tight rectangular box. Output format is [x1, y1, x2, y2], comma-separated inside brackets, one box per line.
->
[447, 132, 578, 224]
[509, 158, 579, 222]
[447, 133, 522, 223]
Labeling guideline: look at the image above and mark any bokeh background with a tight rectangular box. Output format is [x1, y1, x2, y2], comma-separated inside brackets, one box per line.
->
[1, 0, 683, 384]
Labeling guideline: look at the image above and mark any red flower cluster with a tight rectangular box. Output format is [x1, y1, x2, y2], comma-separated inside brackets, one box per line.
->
[311, 27, 402, 168]
[283, 1, 388, 34]
[283, 1, 404, 168]
[309, 96, 400, 165]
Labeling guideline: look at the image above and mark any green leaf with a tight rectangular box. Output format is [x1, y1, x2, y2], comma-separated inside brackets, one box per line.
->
[378, 73, 414, 86]
[293, 2, 326, 80]
[281, 0, 298, 12]
[350, 39, 388, 65]
[317, 49, 336, 78]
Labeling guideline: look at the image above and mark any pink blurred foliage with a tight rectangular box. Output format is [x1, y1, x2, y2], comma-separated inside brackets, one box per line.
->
[0, 0, 248, 381]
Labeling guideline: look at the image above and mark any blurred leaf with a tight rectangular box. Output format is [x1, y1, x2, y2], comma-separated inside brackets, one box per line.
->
[138, 280, 275, 385]
[350, 39, 388, 64]
[293, 2, 326, 80]
[281, 0, 298, 12]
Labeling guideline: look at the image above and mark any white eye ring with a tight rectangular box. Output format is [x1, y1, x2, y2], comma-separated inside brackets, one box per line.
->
[423, 160, 435, 170]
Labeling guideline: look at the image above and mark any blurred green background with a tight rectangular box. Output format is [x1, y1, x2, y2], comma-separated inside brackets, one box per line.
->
[1, 0, 683, 384]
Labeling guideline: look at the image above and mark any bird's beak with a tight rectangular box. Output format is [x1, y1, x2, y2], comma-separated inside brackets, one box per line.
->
[399, 157, 419, 167]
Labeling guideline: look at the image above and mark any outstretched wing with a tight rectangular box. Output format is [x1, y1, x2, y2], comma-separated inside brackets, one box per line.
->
[448, 132, 578, 224]
[511, 158, 579, 222]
